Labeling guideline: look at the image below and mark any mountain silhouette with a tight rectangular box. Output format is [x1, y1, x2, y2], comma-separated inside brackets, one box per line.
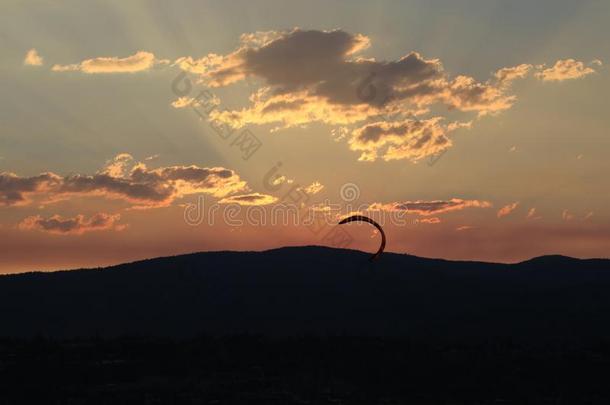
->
[2, 246, 610, 339]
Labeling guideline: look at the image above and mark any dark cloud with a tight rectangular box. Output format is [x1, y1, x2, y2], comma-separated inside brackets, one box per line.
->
[19, 213, 123, 235]
[174, 29, 597, 162]
[0, 154, 247, 208]
[181, 29, 525, 162]
[0, 172, 62, 206]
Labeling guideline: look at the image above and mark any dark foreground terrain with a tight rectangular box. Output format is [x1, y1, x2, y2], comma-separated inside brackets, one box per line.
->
[2, 336, 610, 404]
[2, 246, 610, 403]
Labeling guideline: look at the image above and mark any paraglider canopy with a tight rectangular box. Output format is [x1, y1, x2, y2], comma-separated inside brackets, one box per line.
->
[338, 215, 386, 261]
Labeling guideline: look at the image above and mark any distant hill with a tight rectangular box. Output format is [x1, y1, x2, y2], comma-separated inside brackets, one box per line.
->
[2, 246, 610, 339]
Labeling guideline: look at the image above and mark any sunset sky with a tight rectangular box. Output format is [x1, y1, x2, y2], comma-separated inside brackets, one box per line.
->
[1, 0, 609, 273]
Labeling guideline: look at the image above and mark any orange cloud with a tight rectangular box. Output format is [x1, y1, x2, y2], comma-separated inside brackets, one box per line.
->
[208, 90, 379, 130]
[497, 202, 519, 218]
[23, 48, 43, 66]
[562, 209, 575, 221]
[536, 59, 600, 82]
[194, 29, 517, 124]
[494, 64, 533, 86]
[369, 198, 492, 216]
[18, 213, 123, 235]
[348, 118, 471, 162]
[179, 29, 593, 163]
[171, 92, 221, 109]
[418, 217, 441, 224]
[42, 31, 597, 164]
[300, 181, 324, 195]
[526, 207, 541, 220]
[52, 51, 166, 73]
[100, 153, 134, 178]
[218, 193, 278, 206]
[0, 154, 248, 208]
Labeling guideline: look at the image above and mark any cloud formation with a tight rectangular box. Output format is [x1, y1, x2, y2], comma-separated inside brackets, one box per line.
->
[418, 217, 441, 224]
[176, 29, 598, 162]
[23, 49, 43, 66]
[494, 64, 533, 86]
[526, 207, 541, 220]
[218, 192, 278, 206]
[0, 172, 62, 206]
[300, 181, 324, 195]
[42, 30, 599, 163]
[497, 202, 519, 218]
[19, 213, 122, 235]
[52, 51, 166, 73]
[0, 154, 247, 208]
[196, 29, 516, 123]
[369, 198, 492, 216]
[562, 209, 575, 221]
[536, 59, 601, 82]
[349, 118, 471, 162]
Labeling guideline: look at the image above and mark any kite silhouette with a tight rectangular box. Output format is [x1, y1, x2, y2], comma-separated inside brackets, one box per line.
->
[338, 215, 386, 261]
